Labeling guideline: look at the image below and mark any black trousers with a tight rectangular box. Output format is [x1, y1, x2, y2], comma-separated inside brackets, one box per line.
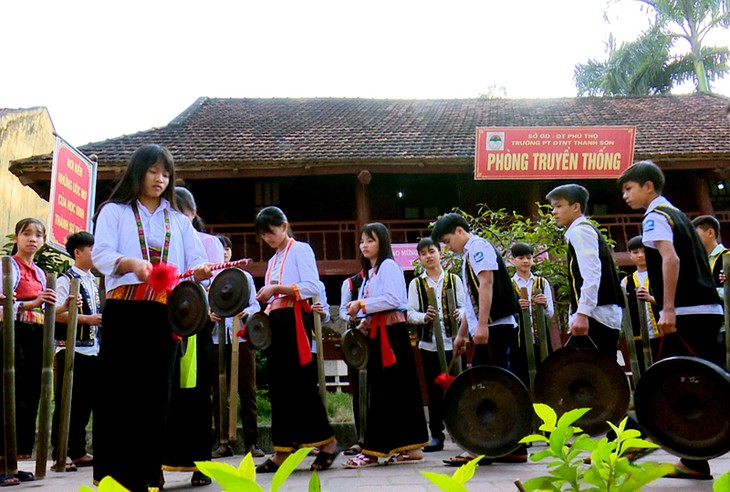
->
[419, 348, 453, 442]
[565, 318, 620, 361]
[471, 324, 513, 369]
[212, 340, 258, 447]
[51, 351, 98, 460]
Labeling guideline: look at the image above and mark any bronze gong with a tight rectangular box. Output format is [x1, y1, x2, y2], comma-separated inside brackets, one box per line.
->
[168, 280, 209, 337]
[341, 328, 369, 370]
[209, 268, 250, 318]
[246, 312, 272, 350]
[444, 366, 533, 458]
[534, 347, 630, 436]
[635, 356, 730, 460]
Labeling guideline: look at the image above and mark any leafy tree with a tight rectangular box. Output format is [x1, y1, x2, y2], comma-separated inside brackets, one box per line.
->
[575, 0, 730, 95]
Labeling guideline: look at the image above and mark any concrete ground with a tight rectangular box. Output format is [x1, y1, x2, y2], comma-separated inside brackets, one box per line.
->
[16, 439, 729, 491]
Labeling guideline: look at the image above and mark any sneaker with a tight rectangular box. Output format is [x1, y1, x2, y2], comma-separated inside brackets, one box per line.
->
[245, 444, 266, 458]
[211, 443, 234, 458]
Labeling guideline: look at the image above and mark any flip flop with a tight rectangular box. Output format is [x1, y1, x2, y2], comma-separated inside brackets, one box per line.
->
[664, 465, 713, 481]
[14, 471, 33, 482]
[623, 447, 657, 462]
[385, 451, 423, 465]
[0, 475, 19, 487]
[311, 449, 340, 471]
[343, 453, 380, 469]
[255, 459, 280, 474]
[343, 443, 362, 456]
[191, 471, 211, 487]
[443, 455, 489, 467]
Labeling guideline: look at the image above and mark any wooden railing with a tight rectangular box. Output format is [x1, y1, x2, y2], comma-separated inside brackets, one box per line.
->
[207, 212, 730, 269]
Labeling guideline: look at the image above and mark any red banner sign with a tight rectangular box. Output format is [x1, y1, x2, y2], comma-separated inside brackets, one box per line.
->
[48, 137, 97, 253]
[475, 126, 636, 180]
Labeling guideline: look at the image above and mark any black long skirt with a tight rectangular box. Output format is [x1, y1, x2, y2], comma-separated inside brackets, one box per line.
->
[162, 321, 214, 470]
[266, 308, 334, 452]
[93, 299, 177, 492]
[362, 322, 429, 457]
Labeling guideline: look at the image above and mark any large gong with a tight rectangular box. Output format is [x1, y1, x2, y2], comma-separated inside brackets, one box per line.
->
[341, 328, 369, 370]
[209, 268, 249, 317]
[168, 280, 209, 337]
[444, 366, 532, 458]
[534, 347, 630, 436]
[635, 356, 730, 459]
[246, 312, 272, 350]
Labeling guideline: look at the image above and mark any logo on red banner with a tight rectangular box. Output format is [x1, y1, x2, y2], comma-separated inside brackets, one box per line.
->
[475, 126, 636, 180]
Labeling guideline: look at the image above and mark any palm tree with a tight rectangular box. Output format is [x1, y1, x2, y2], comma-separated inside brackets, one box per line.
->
[575, 0, 729, 95]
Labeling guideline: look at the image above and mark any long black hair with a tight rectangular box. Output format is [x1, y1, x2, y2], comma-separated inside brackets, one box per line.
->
[95, 144, 176, 223]
[255, 206, 289, 235]
[175, 186, 205, 232]
[360, 222, 393, 276]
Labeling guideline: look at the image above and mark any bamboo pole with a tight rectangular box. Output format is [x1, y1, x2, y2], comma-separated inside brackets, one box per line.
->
[52, 278, 80, 473]
[519, 287, 537, 397]
[620, 288, 642, 391]
[723, 254, 730, 370]
[533, 283, 549, 362]
[445, 288, 462, 375]
[1, 257, 17, 477]
[313, 296, 327, 405]
[228, 316, 241, 445]
[426, 288, 448, 374]
[217, 319, 229, 449]
[35, 273, 57, 478]
[636, 295, 653, 370]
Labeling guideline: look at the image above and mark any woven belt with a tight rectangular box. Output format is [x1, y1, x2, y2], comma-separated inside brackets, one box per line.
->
[107, 283, 169, 305]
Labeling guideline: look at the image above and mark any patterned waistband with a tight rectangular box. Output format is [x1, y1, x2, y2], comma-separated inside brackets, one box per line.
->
[17, 307, 44, 325]
[107, 283, 169, 304]
[269, 297, 297, 311]
[370, 311, 407, 326]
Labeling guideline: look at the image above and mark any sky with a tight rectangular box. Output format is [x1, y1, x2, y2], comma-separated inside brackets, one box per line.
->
[2, 0, 729, 146]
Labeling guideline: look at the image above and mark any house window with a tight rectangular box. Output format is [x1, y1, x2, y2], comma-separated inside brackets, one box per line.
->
[709, 179, 729, 211]
[255, 181, 280, 211]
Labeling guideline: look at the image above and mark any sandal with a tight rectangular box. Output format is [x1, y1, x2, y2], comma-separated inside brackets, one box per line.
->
[0, 475, 18, 487]
[65, 458, 78, 472]
[343, 453, 380, 469]
[386, 451, 423, 465]
[343, 443, 362, 456]
[14, 471, 33, 482]
[664, 463, 713, 481]
[623, 447, 656, 462]
[255, 458, 280, 474]
[443, 454, 487, 467]
[191, 471, 212, 486]
[311, 449, 340, 471]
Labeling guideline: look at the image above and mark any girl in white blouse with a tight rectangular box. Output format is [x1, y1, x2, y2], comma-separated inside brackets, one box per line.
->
[343, 223, 428, 468]
[253, 206, 337, 473]
[92, 144, 211, 491]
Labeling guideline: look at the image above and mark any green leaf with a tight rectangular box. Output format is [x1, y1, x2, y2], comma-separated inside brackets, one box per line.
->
[616, 463, 674, 491]
[87, 476, 130, 492]
[548, 426, 570, 456]
[520, 434, 549, 444]
[714, 470, 730, 492]
[557, 407, 591, 428]
[308, 471, 321, 492]
[420, 471, 468, 492]
[239, 452, 257, 480]
[195, 460, 259, 492]
[521, 476, 561, 492]
[530, 449, 555, 462]
[452, 455, 483, 484]
[271, 448, 312, 492]
[620, 438, 658, 454]
[534, 403, 557, 431]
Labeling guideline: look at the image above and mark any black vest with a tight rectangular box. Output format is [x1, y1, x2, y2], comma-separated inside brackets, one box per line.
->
[54, 270, 97, 348]
[464, 239, 519, 322]
[710, 247, 730, 288]
[643, 205, 720, 309]
[414, 272, 459, 341]
[567, 222, 624, 314]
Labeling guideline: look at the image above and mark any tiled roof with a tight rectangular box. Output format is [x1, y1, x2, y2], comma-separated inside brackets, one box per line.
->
[15, 94, 730, 168]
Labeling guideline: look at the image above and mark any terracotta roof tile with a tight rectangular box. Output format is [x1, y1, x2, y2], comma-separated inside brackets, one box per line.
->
[18, 94, 730, 168]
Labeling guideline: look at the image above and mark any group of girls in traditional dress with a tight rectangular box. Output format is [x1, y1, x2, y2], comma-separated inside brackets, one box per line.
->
[0, 143, 433, 490]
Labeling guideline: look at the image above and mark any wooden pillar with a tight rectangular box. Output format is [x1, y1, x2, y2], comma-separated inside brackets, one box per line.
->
[692, 173, 714, 215]
[356, 170, 371, 233]
[524, 182, 541, 219]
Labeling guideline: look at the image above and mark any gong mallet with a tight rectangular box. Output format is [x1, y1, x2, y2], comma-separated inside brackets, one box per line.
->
[228, 316, 241, 446]
[2, 257, 18, 477]
[35, 273, 57, 478]
[519, 287, 537, 397]
[620, 288, 642, 391]
[217, 319, 230, 452]
[51, 278, 81, 473]
[313, 296, 327, 405]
